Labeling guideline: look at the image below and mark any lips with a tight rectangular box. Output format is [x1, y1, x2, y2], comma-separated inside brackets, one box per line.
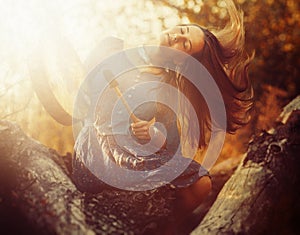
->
[167, 33, 171, 46]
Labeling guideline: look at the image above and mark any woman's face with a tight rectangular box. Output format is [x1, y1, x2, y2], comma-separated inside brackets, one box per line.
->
[160, 25, 205, 57]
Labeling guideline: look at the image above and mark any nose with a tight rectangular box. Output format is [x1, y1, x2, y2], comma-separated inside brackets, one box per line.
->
[170, 33, 185, 42]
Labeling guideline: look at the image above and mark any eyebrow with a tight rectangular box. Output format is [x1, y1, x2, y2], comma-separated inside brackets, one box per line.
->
[187, 26, 192, 51]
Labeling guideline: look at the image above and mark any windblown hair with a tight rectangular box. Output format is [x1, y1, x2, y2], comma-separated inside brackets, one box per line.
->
[173, 0, 254, 148]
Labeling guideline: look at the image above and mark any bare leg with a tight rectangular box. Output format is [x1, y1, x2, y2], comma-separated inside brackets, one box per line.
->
[175, 176, 212, 228]
[176, 176, 212, 214]
[162, 176, 212, 234]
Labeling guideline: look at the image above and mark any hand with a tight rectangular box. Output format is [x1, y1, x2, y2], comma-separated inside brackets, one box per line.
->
[131, 120, 153, 141]
[131, 119, 167, 149]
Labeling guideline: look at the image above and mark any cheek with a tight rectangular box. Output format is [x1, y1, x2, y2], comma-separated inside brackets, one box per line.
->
[160, 34, 168, 46]
[172, 43, 184, 52]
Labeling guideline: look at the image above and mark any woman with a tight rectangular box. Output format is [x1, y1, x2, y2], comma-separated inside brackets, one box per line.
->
[72, 0, 253, 232]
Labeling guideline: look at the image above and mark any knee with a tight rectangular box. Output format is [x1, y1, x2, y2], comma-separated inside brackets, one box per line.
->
[191, 176, 212, 199]
[175, 176, 212, 214]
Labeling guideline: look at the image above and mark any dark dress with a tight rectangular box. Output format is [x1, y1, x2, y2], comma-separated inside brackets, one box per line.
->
[71, 37, 209, 234]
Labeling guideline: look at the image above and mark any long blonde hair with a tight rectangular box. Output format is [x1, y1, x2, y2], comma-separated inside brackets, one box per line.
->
[168, 0, 254, 148]
[145, 0, 254, 149]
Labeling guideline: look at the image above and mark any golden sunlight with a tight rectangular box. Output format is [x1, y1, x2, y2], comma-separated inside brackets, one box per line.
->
[0, 0, 180, 153]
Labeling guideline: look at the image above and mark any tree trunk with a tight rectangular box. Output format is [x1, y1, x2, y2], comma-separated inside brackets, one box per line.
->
[1, 96, 299, 235]
[192, 96, 300, 235]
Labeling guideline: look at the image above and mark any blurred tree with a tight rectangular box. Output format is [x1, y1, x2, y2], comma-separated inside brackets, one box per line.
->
[153, 0, 299, 159]
[156, 0, 300, 97]
[1, 0, 299, 155]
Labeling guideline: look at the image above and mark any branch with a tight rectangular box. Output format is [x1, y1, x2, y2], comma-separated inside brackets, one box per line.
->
[0, 95, 33, 119]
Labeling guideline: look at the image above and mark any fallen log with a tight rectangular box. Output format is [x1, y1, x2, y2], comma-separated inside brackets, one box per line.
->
[0, 121, 177, 235]
[192, 96, 300, 235]
[0, 121, 93, 234]
[1, 96, 299, 235]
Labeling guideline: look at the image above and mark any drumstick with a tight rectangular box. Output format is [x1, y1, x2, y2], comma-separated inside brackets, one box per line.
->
[103, 70, 155, 124]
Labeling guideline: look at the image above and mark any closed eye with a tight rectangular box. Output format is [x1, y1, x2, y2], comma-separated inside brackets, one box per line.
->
[181, 27, 185, 34]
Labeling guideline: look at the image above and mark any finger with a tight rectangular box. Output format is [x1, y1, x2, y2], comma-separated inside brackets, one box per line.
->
[133, 130, 150, 138]
[132, 128, 148, 135]
[131, 121, 149, 128]
[131, 125, 148, 131]
[135, 135, 151, 140]
[132, 126, 149, 133]
[131, 128, 149, 135]
[134, 131, 149, 136]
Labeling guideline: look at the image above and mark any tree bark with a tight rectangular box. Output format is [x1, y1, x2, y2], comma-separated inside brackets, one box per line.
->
[192, 96, 300, 235]
[1, 96, 299, 235]
[0, 121, 93, 235]
[0, 121, 175, 235]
